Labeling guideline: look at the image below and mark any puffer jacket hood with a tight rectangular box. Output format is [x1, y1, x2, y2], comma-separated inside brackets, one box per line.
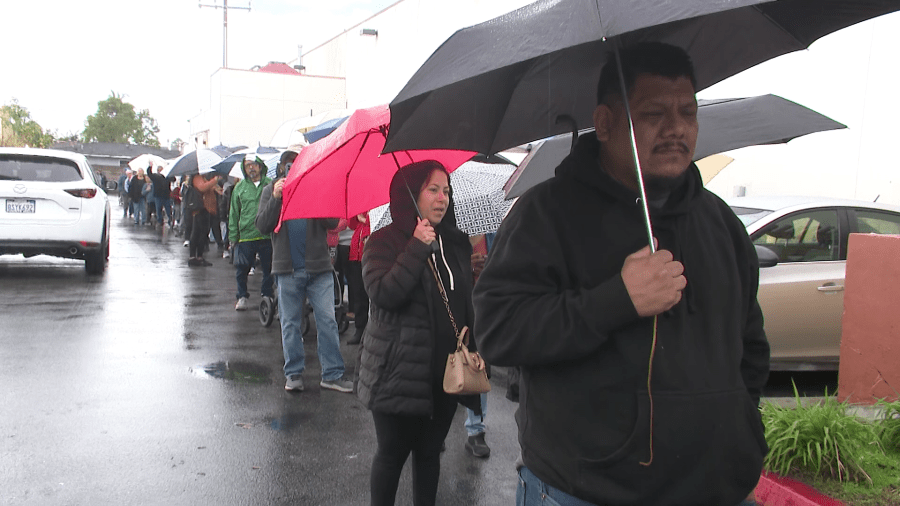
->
[388, 161, 463, 240]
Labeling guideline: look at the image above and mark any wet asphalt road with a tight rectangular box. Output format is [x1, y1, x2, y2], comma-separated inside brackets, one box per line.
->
[0, 207, 520, 506]
[0, 202, 837, 505]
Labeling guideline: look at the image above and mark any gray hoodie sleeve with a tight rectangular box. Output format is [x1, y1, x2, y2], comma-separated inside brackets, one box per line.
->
[255, 182, 280, 235]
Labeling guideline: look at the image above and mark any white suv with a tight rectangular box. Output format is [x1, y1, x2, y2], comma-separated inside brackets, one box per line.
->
[0, 148, 116, 274]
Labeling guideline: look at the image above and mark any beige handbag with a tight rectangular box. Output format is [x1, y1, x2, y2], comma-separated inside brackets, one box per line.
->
[427, 257, 491, 395]
[443, 326, 491, 395]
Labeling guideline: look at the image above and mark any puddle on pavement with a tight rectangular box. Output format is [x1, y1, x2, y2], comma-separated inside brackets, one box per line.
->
[190, 361, 272, 384]
[268, 412, 313, 431]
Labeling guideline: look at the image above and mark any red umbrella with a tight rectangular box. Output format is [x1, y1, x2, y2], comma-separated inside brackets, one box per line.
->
[280, 104, 476, 221]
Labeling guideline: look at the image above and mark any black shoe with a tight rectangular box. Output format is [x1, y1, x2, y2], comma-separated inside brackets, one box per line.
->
[346, 332, 362, 345]
[188, 258, 201, 267]
[199, 258, 213, 266]
[465, 433, 490, 458]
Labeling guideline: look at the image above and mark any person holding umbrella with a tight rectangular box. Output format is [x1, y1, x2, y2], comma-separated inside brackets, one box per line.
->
[358, 160, 481, 506]
[255, 150, 354, 394]
[473, 42, 769, 506]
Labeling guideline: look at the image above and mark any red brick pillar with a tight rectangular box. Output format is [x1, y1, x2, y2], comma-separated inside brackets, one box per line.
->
[838, 233, 900, 404]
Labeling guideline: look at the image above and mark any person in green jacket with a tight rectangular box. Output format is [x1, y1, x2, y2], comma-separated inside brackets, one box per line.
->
[229, 154, 273, 310]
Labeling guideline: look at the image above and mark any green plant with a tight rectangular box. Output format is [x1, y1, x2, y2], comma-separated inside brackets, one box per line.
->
[878, 399, 900, 450]
[761, 382, 882, 484]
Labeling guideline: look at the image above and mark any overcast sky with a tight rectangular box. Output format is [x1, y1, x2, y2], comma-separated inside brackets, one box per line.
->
[0, 0, 396, 147]
[3, 1, 899, 202]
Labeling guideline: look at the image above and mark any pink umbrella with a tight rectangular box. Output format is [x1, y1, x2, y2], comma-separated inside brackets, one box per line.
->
[280, 104, 476, 222]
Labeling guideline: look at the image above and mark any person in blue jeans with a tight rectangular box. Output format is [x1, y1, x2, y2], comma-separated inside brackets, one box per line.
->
[254, 151, 353, 393]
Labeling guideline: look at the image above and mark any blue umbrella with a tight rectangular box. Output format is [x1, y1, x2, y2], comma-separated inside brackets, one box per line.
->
[303, 116, 349, 144]
[210, 146, 282, 176]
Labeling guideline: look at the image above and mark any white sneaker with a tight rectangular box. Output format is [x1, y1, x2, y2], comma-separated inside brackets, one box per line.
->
[223, 250, 231, 259]
[183, 240, 189, 247]
[248, 267, 256, 276]
[235, 297, 249, 311]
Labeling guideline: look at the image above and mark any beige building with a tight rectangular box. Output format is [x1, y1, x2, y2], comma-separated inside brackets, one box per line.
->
[188, 62, 346, 150]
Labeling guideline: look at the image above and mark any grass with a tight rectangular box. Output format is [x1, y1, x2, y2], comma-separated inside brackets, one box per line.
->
[761, 383, 900, 505]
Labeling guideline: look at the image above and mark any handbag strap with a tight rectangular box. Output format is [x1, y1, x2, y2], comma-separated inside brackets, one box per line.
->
[427, 255, 463, 343]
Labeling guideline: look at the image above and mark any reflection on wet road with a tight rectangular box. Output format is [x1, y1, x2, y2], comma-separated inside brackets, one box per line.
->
[0, 211, 519, 505]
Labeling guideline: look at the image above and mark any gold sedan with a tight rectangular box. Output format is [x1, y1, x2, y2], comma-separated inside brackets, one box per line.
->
[727, 196, 900, 371]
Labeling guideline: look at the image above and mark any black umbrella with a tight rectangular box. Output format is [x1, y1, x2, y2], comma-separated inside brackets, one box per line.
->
[163, 146, 232, 178]
[384, 0, 899, 156]
[504, 94, 847, 199]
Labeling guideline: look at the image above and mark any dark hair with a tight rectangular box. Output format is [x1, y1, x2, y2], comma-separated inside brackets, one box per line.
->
[596, 42, 696, 106]
[278, 150, 298, 178]
[280, 150, 297, 165]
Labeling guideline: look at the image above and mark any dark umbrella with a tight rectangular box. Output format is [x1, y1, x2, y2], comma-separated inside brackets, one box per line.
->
[384, 0, 899, 156]
[303, 116, 349, 144]
[504, 94, 847, 199]
[162, 146, 231, 178]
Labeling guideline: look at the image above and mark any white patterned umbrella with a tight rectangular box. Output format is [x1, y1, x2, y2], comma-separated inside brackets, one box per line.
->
[371, 161, 516, 236]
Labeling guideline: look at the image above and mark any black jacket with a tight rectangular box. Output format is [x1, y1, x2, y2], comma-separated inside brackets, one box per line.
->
[128, 177, 145, 201]
[473, 134, 770, 506]
[358, 167, 480, 416]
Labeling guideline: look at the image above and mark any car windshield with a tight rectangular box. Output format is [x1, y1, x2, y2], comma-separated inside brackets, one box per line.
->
[0, 155, 83, 182]
[730, 206, 772, 227]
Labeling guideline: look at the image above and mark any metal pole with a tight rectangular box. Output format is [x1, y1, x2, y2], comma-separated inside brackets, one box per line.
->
[223, 0, 228, 67]
[199, 0, 250, 69]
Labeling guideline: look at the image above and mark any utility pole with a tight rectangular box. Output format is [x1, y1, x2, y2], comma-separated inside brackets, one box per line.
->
[199, 0, 251, 68]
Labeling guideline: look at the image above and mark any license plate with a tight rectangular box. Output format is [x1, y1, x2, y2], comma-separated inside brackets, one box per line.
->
[6, 199, 36, 213]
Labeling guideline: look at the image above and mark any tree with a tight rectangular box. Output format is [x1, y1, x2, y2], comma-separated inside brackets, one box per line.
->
[170, 137, 185, 152]
[82, 92, 160, 147]
[0, 99, 55, 148]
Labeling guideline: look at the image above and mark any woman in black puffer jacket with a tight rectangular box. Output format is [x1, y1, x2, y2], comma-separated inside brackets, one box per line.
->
[359, 160, 479, 506]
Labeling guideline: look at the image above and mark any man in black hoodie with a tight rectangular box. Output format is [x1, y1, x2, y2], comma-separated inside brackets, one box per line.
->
[473, 42, 770, 506]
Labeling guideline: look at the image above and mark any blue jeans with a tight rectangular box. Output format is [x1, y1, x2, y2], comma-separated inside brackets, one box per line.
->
[465, 393, 488, 436]
[132, 197, 146, 224]
[277, 269, 345, 381]
[517, 466, 757, 506]
[155, 197, 173, 224]
[234, 240, 273, 299]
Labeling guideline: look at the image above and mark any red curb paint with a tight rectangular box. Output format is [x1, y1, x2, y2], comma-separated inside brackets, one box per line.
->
[755, 472, 845, 506]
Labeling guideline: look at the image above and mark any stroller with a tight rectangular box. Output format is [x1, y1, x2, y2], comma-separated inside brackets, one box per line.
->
[259, 270, 350, 336]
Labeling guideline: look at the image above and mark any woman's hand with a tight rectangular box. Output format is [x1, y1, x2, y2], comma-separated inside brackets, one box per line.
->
[273, 178, 285, 199]
[413, 218, 435, 245]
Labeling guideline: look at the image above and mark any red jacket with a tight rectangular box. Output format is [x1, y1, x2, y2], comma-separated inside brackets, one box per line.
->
[348, 213, 371, 261]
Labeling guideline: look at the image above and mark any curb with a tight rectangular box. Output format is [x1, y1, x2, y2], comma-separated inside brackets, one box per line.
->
[755, 472, 844, 506]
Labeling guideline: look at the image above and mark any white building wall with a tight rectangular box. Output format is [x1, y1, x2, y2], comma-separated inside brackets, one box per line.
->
[189, 68, 346, 150]
[300, 0, 531, 111]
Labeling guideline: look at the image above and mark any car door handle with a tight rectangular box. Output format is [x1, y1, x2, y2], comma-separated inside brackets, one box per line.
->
[817, 283, 844, 293]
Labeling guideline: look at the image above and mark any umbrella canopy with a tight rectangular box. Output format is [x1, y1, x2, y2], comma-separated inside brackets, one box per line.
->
[304, 116, 349, 144]
[163, 147, 231, 178]
[211, 146, 283, 177]
[504, 94, 847, 198]
[281, 104, 476, 221]
[370, 161, 517, 236]
[127, 153, 167, 172]
[384, 0, 900, 156]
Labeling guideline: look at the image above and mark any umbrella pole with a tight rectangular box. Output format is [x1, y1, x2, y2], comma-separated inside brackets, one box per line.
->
[612, 41, 658, 468]
[612, 44, 655, 254]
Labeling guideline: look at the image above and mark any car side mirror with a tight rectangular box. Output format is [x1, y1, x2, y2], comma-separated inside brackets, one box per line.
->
[105, 181, 119, 192]
[755, 244, 779, 268]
